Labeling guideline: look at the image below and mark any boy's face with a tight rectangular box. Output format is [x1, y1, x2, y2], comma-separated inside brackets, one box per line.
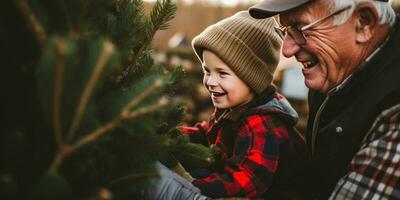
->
[202, 50, 254, 109]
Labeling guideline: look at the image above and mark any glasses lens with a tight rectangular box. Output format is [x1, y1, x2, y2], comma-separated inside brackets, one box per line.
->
[287, 27, 307, 45]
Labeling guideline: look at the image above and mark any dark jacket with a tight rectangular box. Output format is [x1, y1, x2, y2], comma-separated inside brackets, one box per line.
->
[330, 103, 400, 199]
[306, 17, 400, 199]
[183, 90, 309, 199]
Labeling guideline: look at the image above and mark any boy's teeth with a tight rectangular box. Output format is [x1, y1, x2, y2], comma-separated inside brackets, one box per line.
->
[212, 92, 225, 96]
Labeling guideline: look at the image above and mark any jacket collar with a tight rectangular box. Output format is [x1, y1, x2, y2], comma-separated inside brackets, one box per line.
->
[328, 16, 399, 95]
[210, 86, 276, 123]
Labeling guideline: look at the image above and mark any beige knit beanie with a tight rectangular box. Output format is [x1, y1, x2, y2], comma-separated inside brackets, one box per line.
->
[192, 11, 282, 94]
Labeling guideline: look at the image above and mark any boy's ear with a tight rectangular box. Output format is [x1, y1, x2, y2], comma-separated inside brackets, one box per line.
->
[354, 3, 379, 43]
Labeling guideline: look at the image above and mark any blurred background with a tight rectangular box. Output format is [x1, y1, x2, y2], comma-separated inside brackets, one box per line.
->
[142, 0, 400, 133]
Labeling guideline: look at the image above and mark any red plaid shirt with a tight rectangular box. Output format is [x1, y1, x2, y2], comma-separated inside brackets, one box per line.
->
[182, 93, 308, 198]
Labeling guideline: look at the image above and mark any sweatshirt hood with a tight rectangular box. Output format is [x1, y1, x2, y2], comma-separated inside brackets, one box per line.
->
[248, 94, 299, 125]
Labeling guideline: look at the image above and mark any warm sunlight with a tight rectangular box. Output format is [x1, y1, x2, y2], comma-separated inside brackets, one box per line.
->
[144, 0, 258, 7]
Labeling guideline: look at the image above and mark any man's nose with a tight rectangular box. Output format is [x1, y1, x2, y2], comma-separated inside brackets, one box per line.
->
[282, 35, 301, 58]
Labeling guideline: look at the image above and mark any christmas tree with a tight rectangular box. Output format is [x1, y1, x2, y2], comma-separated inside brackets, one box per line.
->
[0, 0, 214, 199]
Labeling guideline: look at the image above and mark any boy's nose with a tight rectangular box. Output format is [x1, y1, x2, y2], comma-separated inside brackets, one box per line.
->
[282, 35, 301, 58]
[206, 75, 218, 86]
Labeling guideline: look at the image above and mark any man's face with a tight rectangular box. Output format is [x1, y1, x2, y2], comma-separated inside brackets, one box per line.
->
[280, 2, 361, 92]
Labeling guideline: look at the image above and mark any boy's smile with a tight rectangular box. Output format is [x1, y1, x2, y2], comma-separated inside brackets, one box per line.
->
[202, 50, 254, 109]
[210, 91, 226, 98]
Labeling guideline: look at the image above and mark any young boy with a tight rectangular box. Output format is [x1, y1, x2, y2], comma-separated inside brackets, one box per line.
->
[146, 11, 308, 200]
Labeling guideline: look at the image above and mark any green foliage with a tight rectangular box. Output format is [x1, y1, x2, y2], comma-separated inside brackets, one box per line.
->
[168, 135, 216, 169]
[150, 0, 177, 31]
[0, 0, 191, 199]
[29, 171, 71, 200]
[2, 0, 217, 199]
[36, 35, 118, 138]
[86, 0, 147, 61]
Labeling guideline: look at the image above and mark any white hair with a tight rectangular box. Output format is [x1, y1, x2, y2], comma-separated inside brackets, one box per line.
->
[323, 0, 396, 26]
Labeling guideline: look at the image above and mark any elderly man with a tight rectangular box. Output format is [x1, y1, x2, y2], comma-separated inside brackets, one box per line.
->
[249, 0, 400, 199]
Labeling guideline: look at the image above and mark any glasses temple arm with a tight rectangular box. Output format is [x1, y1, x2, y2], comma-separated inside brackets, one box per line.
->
[301, 5, 352, 31]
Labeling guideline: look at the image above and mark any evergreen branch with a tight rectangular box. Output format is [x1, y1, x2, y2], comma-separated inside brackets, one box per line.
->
[121, 79, 163, 117]
[49, 144, 73, 171]
[53, 38, 66, 148]
[67, 41, 115, 142]
[150, 0, 176, 31]
[177, 150, 214, 164]
[123, 40, 147, 77]
[15, 0, 47, 49]
[171, 162, 194, 182]
[49, 152, 64, 171]
[122, 0, 176, 77]
[122, 97, 169, 121]
[70, 97, 169, 153]
[49, 92, 169, 171]
[109, 172, 158, 186]
[71, 120, 118, 153]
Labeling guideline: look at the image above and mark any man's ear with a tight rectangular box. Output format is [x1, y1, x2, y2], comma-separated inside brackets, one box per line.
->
[354, 3, 379, 43]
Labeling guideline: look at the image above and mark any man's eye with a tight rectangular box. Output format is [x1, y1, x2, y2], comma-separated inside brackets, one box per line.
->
[290, 19, 301, 27]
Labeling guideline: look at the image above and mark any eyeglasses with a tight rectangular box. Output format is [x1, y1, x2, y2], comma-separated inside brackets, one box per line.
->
[275, 5, 352, 45]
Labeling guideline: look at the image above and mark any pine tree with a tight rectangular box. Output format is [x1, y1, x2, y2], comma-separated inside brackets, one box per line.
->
[0, 0, 215, 199]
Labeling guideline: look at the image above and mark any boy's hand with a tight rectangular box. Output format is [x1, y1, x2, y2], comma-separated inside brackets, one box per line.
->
[179, 121, 207, 135]
[180, 126, 200, 134]
[171, 161, 194, 182]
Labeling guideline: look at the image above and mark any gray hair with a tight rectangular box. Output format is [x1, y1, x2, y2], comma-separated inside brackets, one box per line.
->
[323, 0, 396, 26]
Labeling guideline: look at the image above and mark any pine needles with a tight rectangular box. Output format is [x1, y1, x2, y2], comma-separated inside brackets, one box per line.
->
[7, 0, 182, 198]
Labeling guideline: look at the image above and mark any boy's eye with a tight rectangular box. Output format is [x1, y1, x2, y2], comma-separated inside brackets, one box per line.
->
[219, 71, 229, 76]
[202, 66, 210, 75]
